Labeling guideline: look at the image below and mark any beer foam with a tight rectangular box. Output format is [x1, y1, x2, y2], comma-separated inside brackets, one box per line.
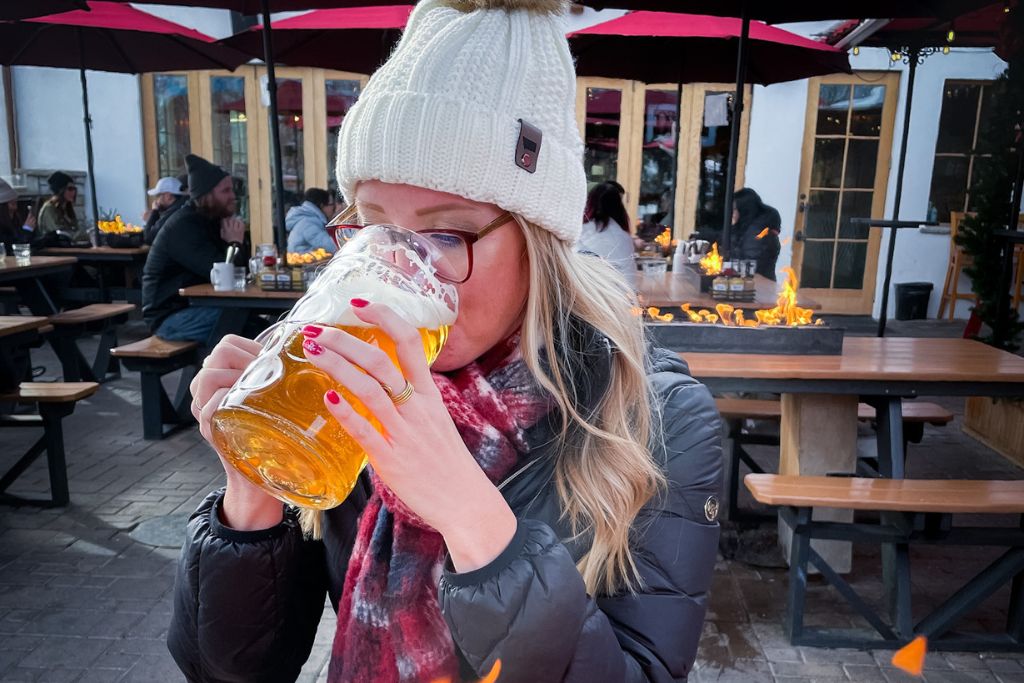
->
[288, 249, 457, 329]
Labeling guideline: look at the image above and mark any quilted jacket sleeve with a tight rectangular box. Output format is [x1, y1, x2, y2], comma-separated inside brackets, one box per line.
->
[167, 489, 329, 683]
[439, 373, 723, 682]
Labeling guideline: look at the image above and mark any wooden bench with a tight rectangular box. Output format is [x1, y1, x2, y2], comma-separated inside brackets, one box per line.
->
[48, 302, 136, 383]
[0, 382, 99, 507]
[111, 336, 199, 440]
[716, 397, 954, 521]
[745, 473, 1024, 651]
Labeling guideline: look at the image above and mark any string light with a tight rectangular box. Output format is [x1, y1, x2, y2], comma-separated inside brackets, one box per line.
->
[943, 45, 951, 55]
[890, 51, 901, 62]
[852, 46, 860, 56]
[946, 29, 956, 42]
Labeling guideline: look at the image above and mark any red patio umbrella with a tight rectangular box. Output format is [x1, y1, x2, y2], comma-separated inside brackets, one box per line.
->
[1, 1, 88, 21]
[220, 5, 412, 72]
[0, 1, 247, 227]
[569, 12, 851, 84]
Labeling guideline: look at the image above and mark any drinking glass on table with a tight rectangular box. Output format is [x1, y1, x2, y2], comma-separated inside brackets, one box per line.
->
[233, 266, 247, 291]
[210, 224, 459, 509]
[12, 243, 31, 265]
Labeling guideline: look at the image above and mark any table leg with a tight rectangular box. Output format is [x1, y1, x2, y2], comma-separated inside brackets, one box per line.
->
[778, 393, 859, 574]
[13, 278, 59, 316]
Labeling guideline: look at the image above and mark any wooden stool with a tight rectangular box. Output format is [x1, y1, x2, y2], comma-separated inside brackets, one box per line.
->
[48, 302, 136, 382]
[937, 212, 977, 320]
[0, 382, 99, 507]
[111, 336, 199, 440]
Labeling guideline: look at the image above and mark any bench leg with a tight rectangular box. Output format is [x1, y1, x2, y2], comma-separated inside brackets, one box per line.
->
[785, 507, 812, 644]
[92, 326, 122, 381]
[39, 403, 71, 506]
[140, 372, 171, 440]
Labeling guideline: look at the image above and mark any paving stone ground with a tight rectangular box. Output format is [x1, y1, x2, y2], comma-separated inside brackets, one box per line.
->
[1, 319, 1022, 682]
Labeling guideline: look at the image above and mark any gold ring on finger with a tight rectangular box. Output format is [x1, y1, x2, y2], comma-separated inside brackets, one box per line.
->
[380, 379, 415, 406]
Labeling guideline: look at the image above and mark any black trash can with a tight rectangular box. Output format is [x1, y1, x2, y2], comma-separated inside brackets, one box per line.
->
[894, 282, 933, 320]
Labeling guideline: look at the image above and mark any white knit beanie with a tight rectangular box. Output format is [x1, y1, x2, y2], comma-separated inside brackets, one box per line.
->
[336, 0, 586, 244]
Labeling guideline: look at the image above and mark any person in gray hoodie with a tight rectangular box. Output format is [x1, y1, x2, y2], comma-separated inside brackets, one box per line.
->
[285, 188, 337, 254]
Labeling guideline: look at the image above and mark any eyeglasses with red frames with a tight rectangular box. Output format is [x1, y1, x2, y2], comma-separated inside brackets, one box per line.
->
[325, 205, 515, 284]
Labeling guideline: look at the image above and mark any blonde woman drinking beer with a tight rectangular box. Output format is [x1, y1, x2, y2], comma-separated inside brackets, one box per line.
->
[169, 0, 722, 681]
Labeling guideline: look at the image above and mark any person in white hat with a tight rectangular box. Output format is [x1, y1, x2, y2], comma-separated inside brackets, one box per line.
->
[177, 1, 721, 681]
[143, 175, 187, 245]
[0, 178, 35, 254]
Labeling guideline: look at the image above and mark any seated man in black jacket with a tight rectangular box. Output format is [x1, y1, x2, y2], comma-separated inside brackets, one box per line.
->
[143, 175, 188, 246]
[142, 154, 248, 346]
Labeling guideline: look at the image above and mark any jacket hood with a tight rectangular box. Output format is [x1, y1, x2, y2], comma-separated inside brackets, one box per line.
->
[285, 202, 325, 232]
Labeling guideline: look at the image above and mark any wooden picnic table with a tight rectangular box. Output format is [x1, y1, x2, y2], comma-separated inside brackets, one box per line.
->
[0, 316, 50, 339]
[0, 316, 50, 392]
[636, 272, 821, 311]
[0, 256, 78, 315]
[681, 337, 1024, 573]
[179, 283, 300, 341]
[39, 246, 149, 304]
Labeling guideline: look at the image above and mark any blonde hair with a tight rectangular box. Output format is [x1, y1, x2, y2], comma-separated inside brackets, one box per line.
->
[300, 212, 665, 595]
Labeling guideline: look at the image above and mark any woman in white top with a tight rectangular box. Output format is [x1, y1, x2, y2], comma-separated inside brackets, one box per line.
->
[578, 181, 636, 282]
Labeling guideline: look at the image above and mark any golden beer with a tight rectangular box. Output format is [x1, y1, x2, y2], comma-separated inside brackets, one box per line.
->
[209, 224, 459, 510]
[210, 323, 447, 509]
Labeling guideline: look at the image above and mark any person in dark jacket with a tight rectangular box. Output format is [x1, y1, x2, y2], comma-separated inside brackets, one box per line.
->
[286, 187, 338, 254]
[143, 175, 188, 245]
[728, 187, 782, 280]
[142, 154, 247, 345]
[0, 179, 35, 254]
[170, 1, 723, 682]
[35, 171, 86, 245]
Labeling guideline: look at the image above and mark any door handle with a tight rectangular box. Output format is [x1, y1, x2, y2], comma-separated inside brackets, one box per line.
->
[798, 193, 808, 213]
[794, 231, 805, 242]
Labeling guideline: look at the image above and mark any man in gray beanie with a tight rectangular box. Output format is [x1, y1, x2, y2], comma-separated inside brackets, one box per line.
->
[142, 154, 248, 346]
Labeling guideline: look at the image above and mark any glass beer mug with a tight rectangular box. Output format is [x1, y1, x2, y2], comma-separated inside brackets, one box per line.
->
[210, 225, 458, 509]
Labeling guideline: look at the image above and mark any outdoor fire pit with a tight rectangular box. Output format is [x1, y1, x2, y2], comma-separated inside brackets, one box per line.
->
[643, 268, 845, 355]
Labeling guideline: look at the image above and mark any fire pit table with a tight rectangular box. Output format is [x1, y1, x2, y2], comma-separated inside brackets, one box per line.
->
[636, 271, 821, 311]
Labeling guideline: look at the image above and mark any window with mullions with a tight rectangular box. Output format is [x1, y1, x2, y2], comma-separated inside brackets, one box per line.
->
[928, 81, 997, 224]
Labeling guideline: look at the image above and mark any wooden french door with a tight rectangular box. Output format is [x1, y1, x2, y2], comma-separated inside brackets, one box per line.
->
[791, 72, 899, 314]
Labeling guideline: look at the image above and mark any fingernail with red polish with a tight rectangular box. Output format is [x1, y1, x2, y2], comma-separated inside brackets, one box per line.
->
[301, 324, 322, 338]
[350, 298, 369, 308]
[303, 338, 324, 356]
[325, 389, 340, 405]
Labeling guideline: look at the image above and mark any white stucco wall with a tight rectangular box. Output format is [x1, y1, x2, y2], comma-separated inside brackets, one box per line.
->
[744, 39, 1007, 320]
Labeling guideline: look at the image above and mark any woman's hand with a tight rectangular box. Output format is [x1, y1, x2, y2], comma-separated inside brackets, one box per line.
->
[300, 301, 517, 572]
[191, 334, 284, 530]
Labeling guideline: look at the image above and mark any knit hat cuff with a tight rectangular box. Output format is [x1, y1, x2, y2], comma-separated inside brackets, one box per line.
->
[337, 90, 585, 244]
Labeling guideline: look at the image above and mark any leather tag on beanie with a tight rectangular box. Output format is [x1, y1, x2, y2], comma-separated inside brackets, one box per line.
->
[515, 120, 542, 173]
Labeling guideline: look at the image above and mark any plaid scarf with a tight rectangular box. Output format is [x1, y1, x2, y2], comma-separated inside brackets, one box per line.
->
[329, 336, 551, 683]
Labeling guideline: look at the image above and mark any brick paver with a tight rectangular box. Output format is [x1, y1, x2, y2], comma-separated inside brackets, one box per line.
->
[1, 320, 1022, 682]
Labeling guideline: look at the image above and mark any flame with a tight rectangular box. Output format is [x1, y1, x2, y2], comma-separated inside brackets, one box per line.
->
[433, 659, 501, 683]
[755, 227, 770, 240]
[654, 228, 672, 249]
[646, 306, 675, 322]
[891, 636, 927, 677]
[673, 268, 819, 328]
[699, 242, 723, 275]
[97, 214, 143, 234]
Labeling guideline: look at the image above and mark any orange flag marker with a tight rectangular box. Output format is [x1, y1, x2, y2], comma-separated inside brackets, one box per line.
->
[755, 227, 770, 239]
[891, 636, 927, 676]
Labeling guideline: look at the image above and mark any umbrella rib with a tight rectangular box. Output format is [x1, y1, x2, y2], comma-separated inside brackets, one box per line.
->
[7, 23, 50, 65]
[167, 34, 238, 72]
[102, 27, 139, 73]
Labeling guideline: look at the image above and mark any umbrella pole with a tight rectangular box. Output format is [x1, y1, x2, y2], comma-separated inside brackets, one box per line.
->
[720, 3, 749, 259]
[669, 77, 683, 239]
[261, 0, 288, 254]
[876, 49, 918, 338]
[79, 65, 99, 229]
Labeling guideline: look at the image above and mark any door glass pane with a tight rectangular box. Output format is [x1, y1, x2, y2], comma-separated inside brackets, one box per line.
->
[325, 79, 361, 200]
[849, 85, 885, 136]
[834, 241, 868, 289]
[153, 74, 190, 179]
[811, 139, 844, 187]
[801, 241, 834, 288]
[838, 191, 872, 239]
[816, 84, 850, 135]
[929, 156, 969, 223]
[583, 88, 622, 190]
[844, 139, 879, 189]
[210, 76, 249, 221]
[805, 190, 839, 239]
[695, 90, 736, 235]
[935, 83, 981, 154]
[271, 79, 305, 221]
[638, 89, 677, 225]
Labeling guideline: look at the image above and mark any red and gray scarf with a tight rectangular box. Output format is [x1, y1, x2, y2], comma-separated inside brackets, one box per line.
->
[329, 337, 552, 683]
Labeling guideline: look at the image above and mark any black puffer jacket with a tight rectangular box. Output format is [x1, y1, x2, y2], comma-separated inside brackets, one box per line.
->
[168, 333, 723, 682]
